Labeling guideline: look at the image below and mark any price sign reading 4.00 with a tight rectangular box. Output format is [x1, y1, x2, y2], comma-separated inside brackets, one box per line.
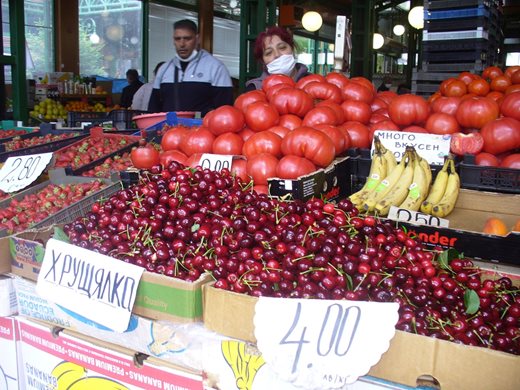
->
[254, 298, 399, 389]
[0, 153, 53, 193]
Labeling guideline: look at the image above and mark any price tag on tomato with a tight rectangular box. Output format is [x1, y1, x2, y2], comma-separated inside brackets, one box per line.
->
[199, 153, 233, 172]
[0, 153, 53, 193]
[254, 298, 399, 389]
[388, 206, 449, 228]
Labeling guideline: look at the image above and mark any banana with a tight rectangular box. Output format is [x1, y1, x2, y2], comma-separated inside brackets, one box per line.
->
[374, 150, 416, 216]
[349, 150, 387, 209]
[67, 376, 128, 389]
[380, 143, 397, 174]
[432, 158, 460, 218]
[399, 152, 430, 212]
[418, 155, 432, 190]
[420, 156, 450, 214]
[362, 149, 409, 213]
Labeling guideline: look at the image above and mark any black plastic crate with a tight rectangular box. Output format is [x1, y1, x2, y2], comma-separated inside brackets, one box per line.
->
[459, 155, 520, 194]
[425, 15, 497, 32]
[421, 61, 486, 73]
[422, 49, 489, 63]
[108, 109, 146, 130]
[0, 133, 87, 163]
[67, 111, 109, 127]
[425, 0, 497, 10]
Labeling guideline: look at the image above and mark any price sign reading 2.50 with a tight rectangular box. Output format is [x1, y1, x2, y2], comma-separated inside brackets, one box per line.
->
[280, 302, 361, 374]
[0, 152, 53, 193]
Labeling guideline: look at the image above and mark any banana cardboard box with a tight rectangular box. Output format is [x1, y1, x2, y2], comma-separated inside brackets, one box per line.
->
[0, 316, 22, 390]
[0, 275, 17, 317]
[16, 316, 205, 390]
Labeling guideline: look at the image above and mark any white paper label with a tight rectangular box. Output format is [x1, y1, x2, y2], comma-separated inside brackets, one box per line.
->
[388, 206, 450, 228]
[372, 130, 451, 165]
[0, 152, 53, 193]
[254, 298, 399, 389]
[36, 238, 145, 333]
[198, 153, 233, 172]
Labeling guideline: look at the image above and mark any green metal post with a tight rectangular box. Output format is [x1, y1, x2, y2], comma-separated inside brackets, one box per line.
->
[350, 0, 374, 79]
[10, 0, 28, 123]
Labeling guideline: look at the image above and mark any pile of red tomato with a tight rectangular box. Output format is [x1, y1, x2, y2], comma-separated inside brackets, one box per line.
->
[132, 65, 520, 184]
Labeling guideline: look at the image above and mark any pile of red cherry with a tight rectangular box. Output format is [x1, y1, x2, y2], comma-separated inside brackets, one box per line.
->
[64, 162, 519, 355]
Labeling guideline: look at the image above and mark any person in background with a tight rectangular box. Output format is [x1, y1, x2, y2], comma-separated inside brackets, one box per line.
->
[131, 61, 165, 111]
[377, 76, 393, 92]
[120, 69, 143, 108]
[397, 83, 412, 95]
[245, 26, 310, 91]
[148, 19, 233, 116]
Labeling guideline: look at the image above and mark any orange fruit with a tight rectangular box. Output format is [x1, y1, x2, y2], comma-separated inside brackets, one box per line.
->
[512, 219, 520, 232]
[482, 217, 509, 236]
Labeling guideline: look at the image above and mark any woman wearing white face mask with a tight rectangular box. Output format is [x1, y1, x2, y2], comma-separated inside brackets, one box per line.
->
[245, 26, 310, 91]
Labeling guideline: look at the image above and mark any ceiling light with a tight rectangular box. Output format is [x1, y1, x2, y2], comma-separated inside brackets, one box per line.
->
[408, 6, 424, 29]
[373, 33, 384, 50]
[302, 11, 323, 32]
[393, 24, 405, 36]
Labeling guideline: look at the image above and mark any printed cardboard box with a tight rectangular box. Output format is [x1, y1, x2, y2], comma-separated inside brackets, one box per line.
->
[4, 227, 210, 323]
[17, 317, 205, 390]
[203, 285, 520, 390]
[0, 275, 17, 316]
[0, 316, 22, 389]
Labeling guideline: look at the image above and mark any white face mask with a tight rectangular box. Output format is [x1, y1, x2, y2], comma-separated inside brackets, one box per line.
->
[176, 49, 198, 62]
[267, 54, 296, 76]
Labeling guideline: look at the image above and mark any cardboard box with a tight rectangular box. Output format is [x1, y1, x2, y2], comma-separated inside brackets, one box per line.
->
[395, 189, 520, 266]
[268, 157, 350, 201]
[0, 316, 23, 388]
[203, 285, 520, 390]
[6, 228, 210, 323]
[17, 317, 205, 390]
[0, 275, 17, 316]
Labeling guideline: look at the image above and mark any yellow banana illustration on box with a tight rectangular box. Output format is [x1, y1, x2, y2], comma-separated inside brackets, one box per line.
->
[362, 148, 409, 213]
[52, 361, 86, 390]
[222, 340, 265, 390]
[431, 158, 460, 218]
[374, 148, 416, 216]
[67, 376, 129, 389]
[420, 156, 451, 215]
[399, 152, 431, 212]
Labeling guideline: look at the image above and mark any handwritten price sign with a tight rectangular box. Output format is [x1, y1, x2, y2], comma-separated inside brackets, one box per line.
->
[254, 298, 399, 389]
[0, 153, 53, 193]
[198, 153, 233, 172]
[388, 206, 449, 228]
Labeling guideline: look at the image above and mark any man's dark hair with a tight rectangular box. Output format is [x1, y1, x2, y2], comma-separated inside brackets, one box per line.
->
[173, 19, 198, 34]
[126, 69, 139, 82]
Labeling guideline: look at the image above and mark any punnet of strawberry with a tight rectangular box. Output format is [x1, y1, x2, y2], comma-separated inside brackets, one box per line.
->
[63, 162, 519, 355]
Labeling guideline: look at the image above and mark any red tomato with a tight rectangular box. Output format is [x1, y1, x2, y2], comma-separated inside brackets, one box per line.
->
[281, 126, 336, 167]
[425, 112, 460, 135]
[270, 87, 314, 117]
[369, 112, 389, 124]
[239, 127, 255, 142]
[350, 77, 376, 94]
[202, 110, 214, 127]
[428, 92, 442, 104]
[295, 74, 326, 89]
[160, 150, 187, 167]
[482, 66, 503, 81]
[455, 97, 500, 129]
[278, 114, 302, 130]
[246, 153, 279, 185]
[388, 94, 430, 126]
[185, 153, 203, 168]
[449, 132, 484, 155]
[325, 72, 349, 90]
[234, 90, 267, 112]
[481, 117, 520, 155]
[467, 78, 490, 96]
[338, 121, 369, 149]
[500, 91, 520, 121]
[486, 91, 505, 104]
[314, 124, 346, 154]
[253, 184, 269, 194]
[266, 83, 292, 101]
[161, 126, 189, 151]
[512, 70, 520, 85]
[302, 106, 339, 127]
[316, 101, 345, 124]
[505, 84, 520, 95]
[340, 100, 371, 124]
[342, 80, 374, 104]
[490, 75, 512, 92]
[475, 152, 499, 167]
[276, 155, 317, 179]
[371, 97, 388, 112]
[440, 78, 467, 97]
[303, 81, 342, 104]
[180, 127, 215, 155]
[268, 125, 290, 139]
[244, 101, 279, 132]
[207, 105, 245, 135]
[231, 158, 250, 183]
[242, 131, 283, 158]
[131, 140, 160, 169]
[376, 91, 398, 105]
[430, 96, 461, 115]
[212, 132, 244, 155]
[458, 71, 479, 85]
[403, 125, 428, 133]
[369, 120, 400, 142]
[505, 66, 520, 79]
[262, 74, 295, 92]
[500, 154, 520, 169]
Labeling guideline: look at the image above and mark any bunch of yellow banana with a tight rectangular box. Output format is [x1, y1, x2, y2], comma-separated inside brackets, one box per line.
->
[420, 155, 460, 218]
[349, 136, 397, 210]
[221, 340, 266, 390]
[396, 152, 432, 213]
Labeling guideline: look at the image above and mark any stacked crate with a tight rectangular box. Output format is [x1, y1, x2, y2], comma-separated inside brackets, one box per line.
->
[412, 0, 503, 97]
